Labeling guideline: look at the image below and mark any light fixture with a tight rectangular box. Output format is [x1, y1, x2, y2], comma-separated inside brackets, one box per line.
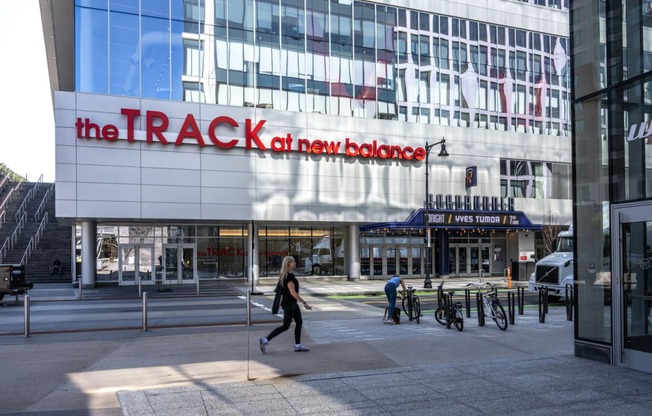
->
[423, 137, 449, 289]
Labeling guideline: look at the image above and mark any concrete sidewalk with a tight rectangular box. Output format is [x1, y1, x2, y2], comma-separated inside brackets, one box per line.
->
[1, 278, 651, 415]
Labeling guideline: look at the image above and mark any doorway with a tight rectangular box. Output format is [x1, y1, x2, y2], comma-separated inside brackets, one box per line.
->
[163, 244, 196, 284]
[118, 244, 154, 286]
[448, 243, 491, 277]
[612, 203, 652, 372]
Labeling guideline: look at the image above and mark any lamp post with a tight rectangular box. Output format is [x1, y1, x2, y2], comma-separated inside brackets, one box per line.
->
[423, 138, 449, 288]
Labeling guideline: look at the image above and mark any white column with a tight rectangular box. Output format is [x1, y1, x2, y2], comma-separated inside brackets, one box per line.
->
[81, 220, 97, 288]
[248, 222, 260, 288]
[348, 224, 360, 280]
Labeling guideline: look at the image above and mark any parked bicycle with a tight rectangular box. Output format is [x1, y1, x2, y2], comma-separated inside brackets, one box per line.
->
[401, 285, 421, 323]
[466, 282, 508, 331]
[434, 282, 464, 331]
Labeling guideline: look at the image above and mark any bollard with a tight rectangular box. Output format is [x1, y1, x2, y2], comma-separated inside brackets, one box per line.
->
[78, 276, 83, 300]
[565, 284, 574, 321]
[142, 292, 148, 331]
[196, 277, 200, 296]
[464, 288, 471, 318]
[23, 294, 31, 338]
[538, 289, 547, 323]
[246, 290, 252, 326]
[507, 292, 515, 325]
[477, 292, 485, 326]
[445, 293, 452, 329]
[517, 287, 524, 315]
[437, 285, 443, 309]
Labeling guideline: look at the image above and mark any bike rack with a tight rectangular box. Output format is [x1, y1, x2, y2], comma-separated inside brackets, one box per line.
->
[517, 287, 525, 315]
[476, 292, 485, 326]
[565, 284, 574, 321]
[464, 288, 471, 318]
[437, 285, 444, 309]
[538, 289, 549, 323]
[444, 293, 452, 329]
[507, 291, 516, 325]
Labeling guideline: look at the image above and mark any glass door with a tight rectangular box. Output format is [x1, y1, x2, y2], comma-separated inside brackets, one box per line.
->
[448, 245, 470, 277]
[613, 203, 652, 372]
[118, 244, 154, 286]
[163, 244, 196, 284]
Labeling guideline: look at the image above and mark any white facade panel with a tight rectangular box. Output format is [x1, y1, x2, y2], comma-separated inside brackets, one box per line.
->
[55, 182, 76, 201]
[77, 183, 141, 202]
[141, 202, 201, 220]
[76, 201, 141, 218]
[141, 185, 201, 204]
[77, 165, 141, 184]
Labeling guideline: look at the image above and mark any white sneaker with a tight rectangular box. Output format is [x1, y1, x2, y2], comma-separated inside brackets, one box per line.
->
[294, 344, 310, 352]
[259, 337, 268, 353]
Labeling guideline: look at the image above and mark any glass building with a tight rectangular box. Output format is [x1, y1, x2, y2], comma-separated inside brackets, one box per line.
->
[41, 1, 571, 288]
[572, 0, 652, 372]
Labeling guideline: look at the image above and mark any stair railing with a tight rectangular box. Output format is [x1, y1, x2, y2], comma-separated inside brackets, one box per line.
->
[0, 212, 25, 263]
[0, 175, 9, 196]
[14, 184, 35, 223]
[20, 212, 48, 265]
[0, 237, 8, 262]
[20, 212, 49, 265]
[0, 211, 5, 230]
[34, 183, 54, 222]
[0, 186, 20, 224]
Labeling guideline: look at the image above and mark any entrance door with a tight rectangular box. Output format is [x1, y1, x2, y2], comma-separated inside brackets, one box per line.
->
[449, 243, 492, 278]
[163, 244, 196, 284]
[118, 244, 154, 286]
[613, 203, 652, 372]
[448, 245, 469, 276]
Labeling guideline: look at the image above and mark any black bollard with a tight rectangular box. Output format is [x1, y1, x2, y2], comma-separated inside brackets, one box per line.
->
[518, 287, 525, 315]
[538, 289, 548, 323]
[565, 284, 574, 321]
[507, 291, 515, 325]
[445, 293, 452, 329]
[437, 285, 444, 309]
[464, 288, 471, 318]
[477, 292, 485, 326]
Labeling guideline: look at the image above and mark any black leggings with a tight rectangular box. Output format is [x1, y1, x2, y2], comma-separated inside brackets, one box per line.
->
[267, 303, 303, 344]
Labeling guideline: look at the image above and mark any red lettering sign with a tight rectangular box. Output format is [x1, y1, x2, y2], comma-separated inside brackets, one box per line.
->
[75, 108, 431, 162]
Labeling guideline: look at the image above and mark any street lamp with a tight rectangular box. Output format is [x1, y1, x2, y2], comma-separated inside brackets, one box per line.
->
[423, 138, 449, 288]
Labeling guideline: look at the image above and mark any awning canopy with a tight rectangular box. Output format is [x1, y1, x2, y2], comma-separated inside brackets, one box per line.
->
[360, 208, 542, 233]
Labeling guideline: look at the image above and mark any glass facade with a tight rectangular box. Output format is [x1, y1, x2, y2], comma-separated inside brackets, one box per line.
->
[89, 223, 345, 281]
[75, 0, 571, 135]
[572, 0, 652, 366]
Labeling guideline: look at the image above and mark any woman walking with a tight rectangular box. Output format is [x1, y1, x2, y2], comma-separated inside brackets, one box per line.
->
[260, 256, 312, 353]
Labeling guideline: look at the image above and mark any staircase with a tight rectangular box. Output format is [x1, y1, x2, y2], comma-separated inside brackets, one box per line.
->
[0, 179, 72, 283]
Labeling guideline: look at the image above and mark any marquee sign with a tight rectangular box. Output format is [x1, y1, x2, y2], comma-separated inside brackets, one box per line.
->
[74, 108, 427, 161]
[426, 212, 522, 227]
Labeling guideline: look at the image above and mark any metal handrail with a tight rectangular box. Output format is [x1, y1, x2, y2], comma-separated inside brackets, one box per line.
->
[0, 188, 18, 217]
[34, 184, 54, 222]
[14, 185, 35, 223]
[0, 237, 8, 262]
[0, 175, 8, 195]
[0, 211, 5, 229]
[20, 211, 48, 265]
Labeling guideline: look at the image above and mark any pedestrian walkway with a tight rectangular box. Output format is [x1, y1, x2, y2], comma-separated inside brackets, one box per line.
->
[2, 278, 651, 415]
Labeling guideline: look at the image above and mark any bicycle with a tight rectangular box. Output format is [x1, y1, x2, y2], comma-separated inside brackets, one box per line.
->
[434, 282, 464, 331]
[401, 285, 421, 324]
[466, 282, 508, 331]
